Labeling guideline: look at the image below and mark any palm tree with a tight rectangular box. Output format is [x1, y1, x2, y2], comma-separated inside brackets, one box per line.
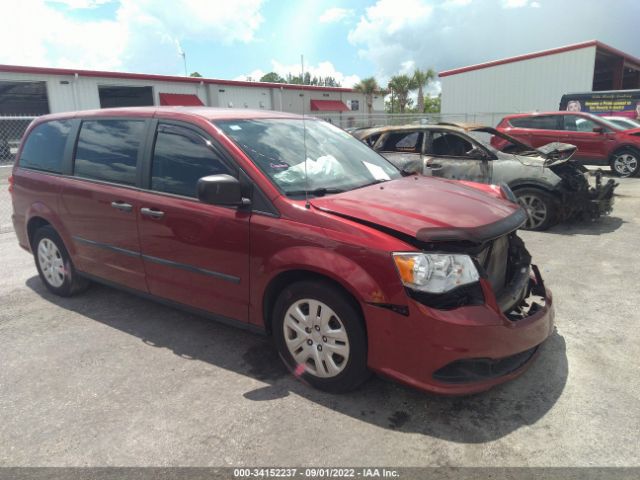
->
[412, 68, 436, 113]
[353, 77, 381, 116]
[387, 75, 415, 113]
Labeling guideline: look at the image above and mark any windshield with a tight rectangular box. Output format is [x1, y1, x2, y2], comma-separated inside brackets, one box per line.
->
[605, 117, 640, 130]
[584, 113, 624, 131]
[215, 119, 401, 196]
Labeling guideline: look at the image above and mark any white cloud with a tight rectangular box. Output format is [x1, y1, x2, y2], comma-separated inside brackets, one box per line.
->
[347, 0, 434, 81]
[272, 60, 361, 88]
[319, 7, 354, 23]
[234, 69, 266, 82]
[0, 0, 264, 73]
[236, 60, 360, 88]
[443, 0, 472, 6]
[502, 0, 541, 7]
[46, 0, 112, 8]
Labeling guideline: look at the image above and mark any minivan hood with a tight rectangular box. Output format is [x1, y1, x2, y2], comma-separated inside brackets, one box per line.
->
[311, 176, 526, 244]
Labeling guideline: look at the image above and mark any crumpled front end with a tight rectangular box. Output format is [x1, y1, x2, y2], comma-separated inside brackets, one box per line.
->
[549, 162, 618, 222]
[365, 213, 555, 395]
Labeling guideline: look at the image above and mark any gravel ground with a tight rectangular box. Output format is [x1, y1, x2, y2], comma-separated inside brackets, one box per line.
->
[0, 172, 638, 467]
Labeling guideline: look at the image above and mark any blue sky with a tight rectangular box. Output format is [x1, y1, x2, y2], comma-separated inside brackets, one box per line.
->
[1, 0, 639, 93]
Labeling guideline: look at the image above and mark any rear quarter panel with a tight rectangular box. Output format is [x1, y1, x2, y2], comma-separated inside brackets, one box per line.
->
[11, 169, 71, 253]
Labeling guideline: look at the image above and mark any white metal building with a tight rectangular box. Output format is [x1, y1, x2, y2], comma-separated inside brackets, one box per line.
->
[439, 40, 640, 118]
[0, 64, 384, 123]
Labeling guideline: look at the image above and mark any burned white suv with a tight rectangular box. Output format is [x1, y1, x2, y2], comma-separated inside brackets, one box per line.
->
[353, 123, 617, 231]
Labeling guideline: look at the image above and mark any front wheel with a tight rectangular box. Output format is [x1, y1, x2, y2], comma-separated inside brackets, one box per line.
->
[272, 280, 370, 393]
[514, 188, 557, 231]
[610, 148, 640, 177]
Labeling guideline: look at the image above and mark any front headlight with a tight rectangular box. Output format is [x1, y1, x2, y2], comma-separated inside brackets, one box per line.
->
[392, 252, 480, 293]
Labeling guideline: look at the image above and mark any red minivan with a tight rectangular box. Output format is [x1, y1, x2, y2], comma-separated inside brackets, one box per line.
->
[494, 111, 640, 177]
[10, 107, 554, 395]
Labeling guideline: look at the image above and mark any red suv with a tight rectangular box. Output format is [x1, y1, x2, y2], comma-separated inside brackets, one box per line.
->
[494, 111, 640, 177]
[10, 107, 554, 395]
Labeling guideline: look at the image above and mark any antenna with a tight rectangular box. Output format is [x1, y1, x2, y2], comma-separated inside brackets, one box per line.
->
[301, 54, 310, 209]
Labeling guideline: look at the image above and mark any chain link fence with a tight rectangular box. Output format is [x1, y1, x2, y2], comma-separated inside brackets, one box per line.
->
[311, 111, 514, 129]
[1, 116, 36, 233]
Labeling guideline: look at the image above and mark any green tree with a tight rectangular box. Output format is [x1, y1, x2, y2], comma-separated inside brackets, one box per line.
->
[387, 75, 416, 113]
[189, 72, 202, 77]
[412, 68, 436, 113]
[260, 72, 285, 83]
[353, 77, 382, 116]
[423, 94, 441, 113]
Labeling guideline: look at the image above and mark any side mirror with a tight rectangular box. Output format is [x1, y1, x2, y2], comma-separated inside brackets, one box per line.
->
[593, 126, 605, 134]
[197, 174, 251, 207]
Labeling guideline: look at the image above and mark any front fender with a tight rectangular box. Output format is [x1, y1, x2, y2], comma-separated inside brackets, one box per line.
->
[263, 246, 390, 305]
[508, 178, 559, 193]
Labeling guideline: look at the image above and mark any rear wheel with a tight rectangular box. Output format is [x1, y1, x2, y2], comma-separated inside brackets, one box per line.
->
[514, 188, 557, 231]
[33, 225, 89, 296]
[272, 280, 370, 393]
[610, 148, 640, 177]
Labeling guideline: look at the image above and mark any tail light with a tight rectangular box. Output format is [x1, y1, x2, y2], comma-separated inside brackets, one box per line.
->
[8, 174, 14, 194]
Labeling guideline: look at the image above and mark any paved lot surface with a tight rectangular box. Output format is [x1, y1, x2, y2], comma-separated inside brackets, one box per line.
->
[0, 173, 639, 467]
[0, 166, 12, 233]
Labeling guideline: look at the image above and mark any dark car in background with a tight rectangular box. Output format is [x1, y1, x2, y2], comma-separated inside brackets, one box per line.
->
[494, 111, 640, 177]
[353, 123, 617, 231]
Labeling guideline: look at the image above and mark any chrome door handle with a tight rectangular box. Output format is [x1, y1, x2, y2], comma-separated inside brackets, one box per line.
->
[111, 201, 133, 212]
[140, 207, 165, 219]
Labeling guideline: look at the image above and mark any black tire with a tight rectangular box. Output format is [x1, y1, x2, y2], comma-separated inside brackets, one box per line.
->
[514, 188, 557, 231]
[32, 225, 90, 296]
[272, 280, 370, 393]
[609, 148, 640, 177]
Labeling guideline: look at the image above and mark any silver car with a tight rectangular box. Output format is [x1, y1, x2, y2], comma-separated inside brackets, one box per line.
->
[353, 123, 617, 231]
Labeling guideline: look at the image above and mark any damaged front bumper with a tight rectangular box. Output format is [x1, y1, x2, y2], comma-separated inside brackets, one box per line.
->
[588, 170, 617, 217]
[557, 168, 618, 222]
[365, 233, 555, 395]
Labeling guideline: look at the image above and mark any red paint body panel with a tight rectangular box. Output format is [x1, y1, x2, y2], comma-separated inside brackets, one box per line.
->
[310, 175, 520, 238]
[136, 190, 250, 322]
[364, 287, 554, 395]
[58, 177, 148, 292]
[11, 106, 556, 395]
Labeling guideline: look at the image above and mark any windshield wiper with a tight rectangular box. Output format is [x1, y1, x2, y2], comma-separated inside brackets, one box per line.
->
[284, 187, 345, 197]
[353, 178, 390, 189]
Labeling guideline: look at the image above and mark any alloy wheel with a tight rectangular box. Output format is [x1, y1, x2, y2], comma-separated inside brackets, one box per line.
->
[37, 238, 65, 288]
[613, 153, 638, 177]
[518, 194, 548, 230]
[283, 299, 350, 378]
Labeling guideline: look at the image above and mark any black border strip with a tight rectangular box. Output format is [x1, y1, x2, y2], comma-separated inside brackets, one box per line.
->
[142, 254, 240, 284]
[72, 236, 240, 284]
[73, 236, 139, 258]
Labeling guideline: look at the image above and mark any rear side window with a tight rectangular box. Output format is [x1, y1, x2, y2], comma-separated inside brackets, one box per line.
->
[427, 131, 473, 157]
[19, 120, 72, 173]
[74, 119, 145, 186]
[151, 124, 231, 198]
[380, 131, 423, 153]
[509, 116, 560, 130]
